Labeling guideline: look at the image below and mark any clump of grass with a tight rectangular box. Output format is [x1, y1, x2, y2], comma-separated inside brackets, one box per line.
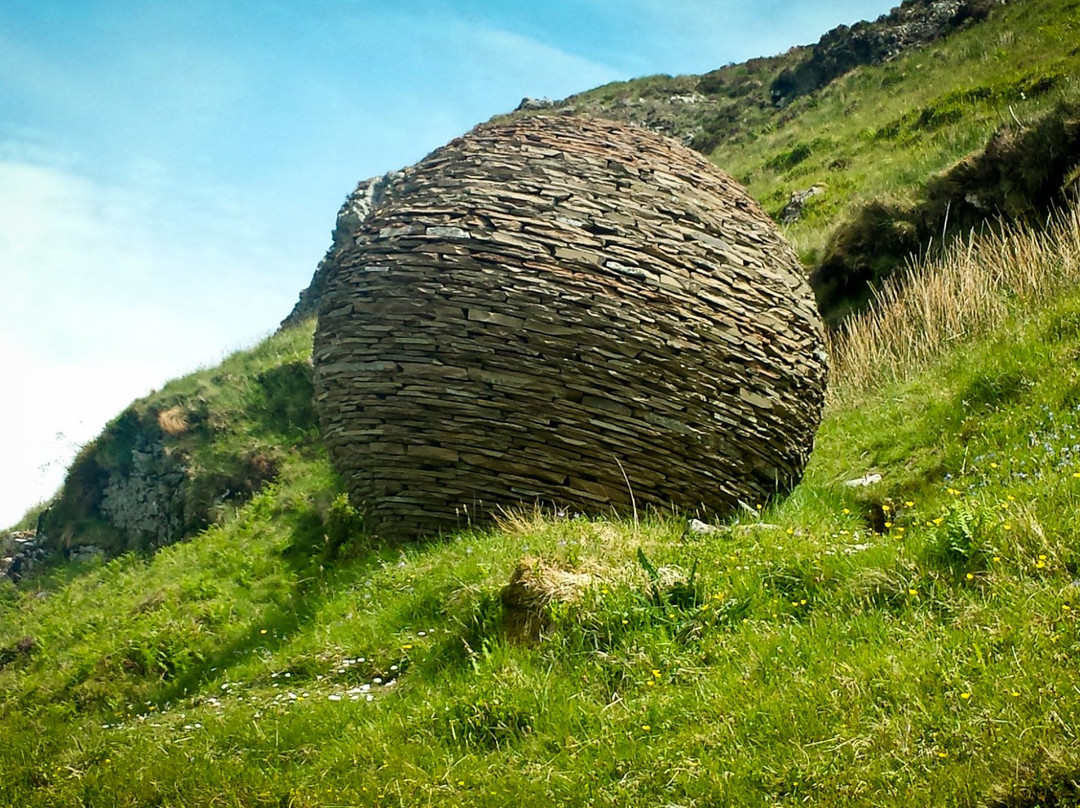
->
[828, 202, 1080, 405]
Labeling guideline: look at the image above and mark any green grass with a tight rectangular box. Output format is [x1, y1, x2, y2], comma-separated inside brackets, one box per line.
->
[711, 0, 1080, 260]
[6, 4, 1080, 802]
[5, 279, 1080, 805]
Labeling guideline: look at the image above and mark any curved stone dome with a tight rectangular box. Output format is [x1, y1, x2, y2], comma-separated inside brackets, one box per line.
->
[313, 115, 828, 539]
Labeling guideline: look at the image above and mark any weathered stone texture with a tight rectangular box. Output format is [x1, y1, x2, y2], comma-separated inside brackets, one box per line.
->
[98, 441, 186, 544]
[281, 171, 402, 329]
[1, 530, 45, 582]
[313, 115, 828, 539]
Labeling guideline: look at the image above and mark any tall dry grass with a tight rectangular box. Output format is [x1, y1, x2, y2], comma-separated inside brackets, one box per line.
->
[827, 202, 1080, 405]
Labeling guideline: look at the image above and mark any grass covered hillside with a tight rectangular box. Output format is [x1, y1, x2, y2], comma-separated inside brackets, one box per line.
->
[5, 2, 1080, 804]
[707, 0, 1080, 247]
[565, 0, 1079, 236]
[3, 207, 1080, 806]
[548, 0, 1080, 319]
[30, 324, 318, 557]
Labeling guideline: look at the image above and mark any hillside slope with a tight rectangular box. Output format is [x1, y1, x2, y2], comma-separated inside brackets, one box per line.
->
[5, 2, 1080, 804]
[3, 208, 1080, 806]
[6, 324, 318, 570]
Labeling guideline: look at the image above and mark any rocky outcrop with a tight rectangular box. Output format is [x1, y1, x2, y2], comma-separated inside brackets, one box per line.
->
[780, 185, 827, 225]
[516, 97, 555, 112]
[36, 387, 296, 558]
[1, 530, 46, 582]
[770, 0, 1002, 107]
[313, 115, 828, 540]
[35, 410, 190, 555]
[281, 171, 402, 329]
[98, 440, 187, 543]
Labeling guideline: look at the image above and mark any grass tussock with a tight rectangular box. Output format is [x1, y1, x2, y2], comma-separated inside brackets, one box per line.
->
[828, 201, 1080, 405]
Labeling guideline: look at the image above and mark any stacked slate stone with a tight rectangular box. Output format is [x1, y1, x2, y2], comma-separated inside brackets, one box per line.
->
[313, 115, 828, 539]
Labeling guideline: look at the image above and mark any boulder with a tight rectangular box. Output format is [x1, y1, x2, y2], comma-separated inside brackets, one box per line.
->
[313, 115, 828, 539]
[780, 184, 827, 224]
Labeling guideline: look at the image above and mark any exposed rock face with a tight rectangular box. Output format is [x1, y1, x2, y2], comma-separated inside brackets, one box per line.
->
[1, 530, 46, 582]
[780, 184, 827, 225]
[98, 440, 187, 544]
[36, 396, 293, 558]
[770, 0, 1001, 107]
[281, 171, 402, 329]
[515, 97, 555, 112]
[313, 115, 828, 539]
[35, 416, 189, 556]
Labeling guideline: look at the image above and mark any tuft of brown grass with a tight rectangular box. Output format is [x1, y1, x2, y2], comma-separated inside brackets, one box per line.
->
[501, 556, 596, 642]
[157, 406, 190, 436]
[827, 202, 1080, 406]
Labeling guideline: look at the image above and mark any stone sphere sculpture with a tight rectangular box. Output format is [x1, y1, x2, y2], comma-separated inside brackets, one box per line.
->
[313, 115, 828, 539]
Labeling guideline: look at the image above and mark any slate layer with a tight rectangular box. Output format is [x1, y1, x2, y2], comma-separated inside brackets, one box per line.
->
[313, 115, 828, 539]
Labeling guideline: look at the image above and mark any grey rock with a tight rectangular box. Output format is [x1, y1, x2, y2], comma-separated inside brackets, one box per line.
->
[516, 97, 554, 111]
[770, 0, 1003, 105]
[780, 185, 826, 224]
[844, 472, 883, 487]
[689, 518, 723, 535]
[313, 115, 828, 540]
[280, 170, 403, 330]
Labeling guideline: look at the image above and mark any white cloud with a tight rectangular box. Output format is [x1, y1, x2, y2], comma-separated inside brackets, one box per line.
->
[0, 334, 167, 528]
[0, 149, 303, 527]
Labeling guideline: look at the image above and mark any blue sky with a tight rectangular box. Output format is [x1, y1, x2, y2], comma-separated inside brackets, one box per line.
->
[0, 0, 897, 527]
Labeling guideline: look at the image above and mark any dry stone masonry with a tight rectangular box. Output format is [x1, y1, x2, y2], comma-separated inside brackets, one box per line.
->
[282, 171, 402, 329]
[313, 115, 828, 539]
